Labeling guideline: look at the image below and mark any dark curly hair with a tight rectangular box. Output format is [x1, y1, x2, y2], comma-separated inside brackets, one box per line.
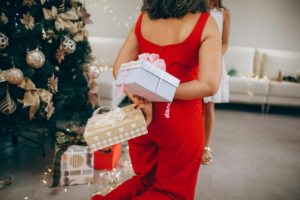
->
[141, 0, 209, 20]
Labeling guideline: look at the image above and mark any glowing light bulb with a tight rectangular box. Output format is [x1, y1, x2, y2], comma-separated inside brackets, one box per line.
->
[24, 197, 28, 200]
[64, 188, 67, 192]
[43, 180, 47, 183]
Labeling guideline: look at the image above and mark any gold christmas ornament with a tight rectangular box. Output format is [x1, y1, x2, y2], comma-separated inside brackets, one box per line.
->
[45, 101, 55, 120]
[17, 78, 53, 120]
[46, 29, 58, 43]
[26, 48, 46, 68]
[63, 37, 76, 54]
[81, 6, 93, 24]
[73, 21, 89, 42]
[55, 44, 65, 64]
[43, 6, 78, 34]
[66, 123, 78, 132]
[47, 73, 58, 94]
[0, 70, 7, 82]
[5, 68, 24, 85]
[58, 0, 65, 13]
[22, 0, 37, 8]
[1, 14, 9, 24]
[0, 86, 17, 115]
[42, 28, 47, 40]
[0, 32, 9, 50]
[88, 63, 101, 79]
[20, 12, 35, 30]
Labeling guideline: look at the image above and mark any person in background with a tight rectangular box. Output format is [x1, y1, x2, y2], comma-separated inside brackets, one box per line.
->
[202, 0, 230, 165]
[92, 0, 222, 199]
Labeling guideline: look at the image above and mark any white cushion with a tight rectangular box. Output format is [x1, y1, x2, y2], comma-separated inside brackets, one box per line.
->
[88, 37, 126, 66]
[268, 81, 300, 98]
[257, 48, 300, 79]
[228, 76, 269, 95]
[224, 46, 255, 77]
[229, 93, 267, 104]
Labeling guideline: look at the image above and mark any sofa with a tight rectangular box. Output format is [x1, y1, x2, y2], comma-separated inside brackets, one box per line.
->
[225, 46, 300, 113]
[88, 36, 300, 113]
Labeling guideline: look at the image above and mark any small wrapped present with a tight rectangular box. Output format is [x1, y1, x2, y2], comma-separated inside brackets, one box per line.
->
[84, 104, 148, 152]
[51, 131, 93, 187]
[115, 53, 180, 102]
[55, 145, 94, 186]
[94, 143, 122, 170]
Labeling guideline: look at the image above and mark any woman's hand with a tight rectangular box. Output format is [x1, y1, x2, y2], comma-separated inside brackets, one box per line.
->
[133, 94, 150, 104]
[135, 102, 153, 127]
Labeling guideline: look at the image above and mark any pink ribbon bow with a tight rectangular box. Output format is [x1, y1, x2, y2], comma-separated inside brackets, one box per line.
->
[138, 53, 166, 71]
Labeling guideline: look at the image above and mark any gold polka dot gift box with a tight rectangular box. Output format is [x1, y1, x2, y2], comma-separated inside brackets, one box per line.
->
[84, 104, 148, 152]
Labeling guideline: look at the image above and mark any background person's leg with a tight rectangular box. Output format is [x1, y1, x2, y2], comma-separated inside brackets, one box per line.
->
[203, 102, 215, 164]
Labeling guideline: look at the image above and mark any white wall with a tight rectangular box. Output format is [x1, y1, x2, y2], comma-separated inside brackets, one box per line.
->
[85, 0, 142, 38]
[84, 0, 300, 52]
[223, 0, 300, 52]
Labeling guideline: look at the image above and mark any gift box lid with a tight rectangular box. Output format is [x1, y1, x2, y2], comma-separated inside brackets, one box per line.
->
[120, 60, 180, 88]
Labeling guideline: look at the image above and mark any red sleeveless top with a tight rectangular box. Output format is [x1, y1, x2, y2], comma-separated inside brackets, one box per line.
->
[135, 13, 210, 84]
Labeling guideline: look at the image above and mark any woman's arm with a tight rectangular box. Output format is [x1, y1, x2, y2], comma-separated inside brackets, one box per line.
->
[174, 16, 222, 100]
[222, 9, 230, 55]
[112, 25, 141, 104]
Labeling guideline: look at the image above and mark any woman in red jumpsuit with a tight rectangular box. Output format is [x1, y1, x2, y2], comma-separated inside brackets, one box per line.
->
[92, 0, 222, 199]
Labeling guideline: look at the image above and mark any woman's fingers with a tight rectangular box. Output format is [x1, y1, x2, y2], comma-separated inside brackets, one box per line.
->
[134, 103, 153, 127]
[133, 94, 150, 104]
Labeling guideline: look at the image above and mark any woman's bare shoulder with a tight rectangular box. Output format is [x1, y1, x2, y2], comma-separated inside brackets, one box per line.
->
[201, 15, 221, 42]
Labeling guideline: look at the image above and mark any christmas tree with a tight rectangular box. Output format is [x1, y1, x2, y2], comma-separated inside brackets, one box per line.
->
[0, 0, 100, 154]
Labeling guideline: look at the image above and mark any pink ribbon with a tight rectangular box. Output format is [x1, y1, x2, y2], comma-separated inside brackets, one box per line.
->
[117, 61, 134, 97]
[138, 53, 166, 71]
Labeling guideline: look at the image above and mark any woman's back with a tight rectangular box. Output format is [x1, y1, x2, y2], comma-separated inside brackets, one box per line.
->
[140, 12, 204, 47]
[136, 12, 211, 83]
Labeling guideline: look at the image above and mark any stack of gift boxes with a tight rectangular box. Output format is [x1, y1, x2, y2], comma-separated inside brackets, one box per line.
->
[51, 54, 180, 187]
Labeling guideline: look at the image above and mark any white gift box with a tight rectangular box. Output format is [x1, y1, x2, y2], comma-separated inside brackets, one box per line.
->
[115, 60, 180, 102]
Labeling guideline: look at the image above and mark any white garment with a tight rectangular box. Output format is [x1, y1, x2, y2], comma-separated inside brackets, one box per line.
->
[204, 8, 229, 103]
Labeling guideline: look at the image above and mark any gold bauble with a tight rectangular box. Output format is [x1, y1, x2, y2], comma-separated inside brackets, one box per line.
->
[88, 63, 101, 79]
[5, 68, 24, 85]
[66, 123, 78, 132]
[0, 87, 17, 114]
[0, 32, 9, 50]
[26, 49, 46, 68]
